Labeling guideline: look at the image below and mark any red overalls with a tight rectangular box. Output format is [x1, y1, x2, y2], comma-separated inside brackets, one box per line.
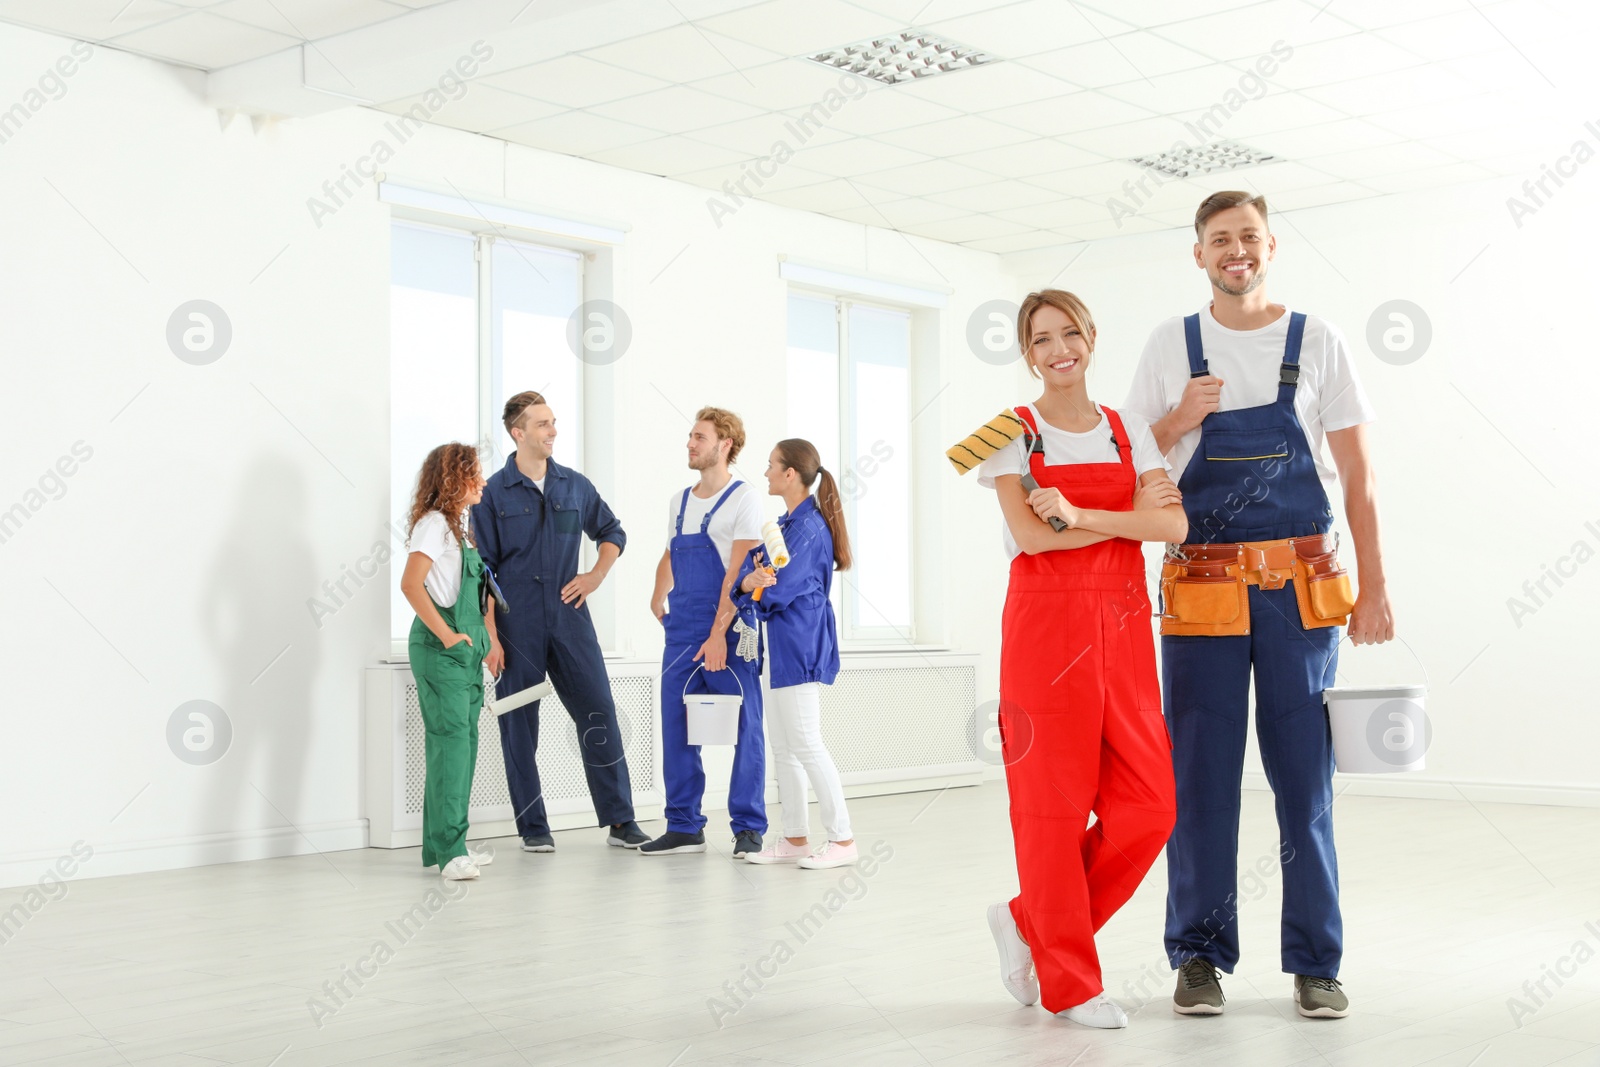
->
[999, 404, 1177, 1012]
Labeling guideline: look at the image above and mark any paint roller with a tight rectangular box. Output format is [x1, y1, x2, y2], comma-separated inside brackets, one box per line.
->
[752, 519, 790, 601]
[946, 409, 1067, 532]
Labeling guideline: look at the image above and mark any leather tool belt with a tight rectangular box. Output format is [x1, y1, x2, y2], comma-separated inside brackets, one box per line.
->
[1159, 533, 1356, 636]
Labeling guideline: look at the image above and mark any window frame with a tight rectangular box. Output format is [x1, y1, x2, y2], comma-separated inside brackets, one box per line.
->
[786, 286, 917, 648]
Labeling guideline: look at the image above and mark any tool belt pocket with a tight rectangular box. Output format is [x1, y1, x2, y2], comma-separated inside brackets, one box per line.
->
[1160, 561, 1250, 637]
[1290, 548, 1355, 629]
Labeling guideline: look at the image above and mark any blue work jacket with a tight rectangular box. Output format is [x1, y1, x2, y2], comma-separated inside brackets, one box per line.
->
[734, 495, 839, 688]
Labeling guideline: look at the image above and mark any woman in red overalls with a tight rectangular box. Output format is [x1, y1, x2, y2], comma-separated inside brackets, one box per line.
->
[977, 289, 1185, 1028]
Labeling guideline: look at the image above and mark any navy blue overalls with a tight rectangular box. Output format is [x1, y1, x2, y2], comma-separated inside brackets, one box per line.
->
[1162, 311, 1344, 980]
[659, 482, 767, 837]
[471, 455, 635, 837]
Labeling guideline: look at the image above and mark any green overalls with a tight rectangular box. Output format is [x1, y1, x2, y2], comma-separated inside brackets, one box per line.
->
[408, 535, 489, 868]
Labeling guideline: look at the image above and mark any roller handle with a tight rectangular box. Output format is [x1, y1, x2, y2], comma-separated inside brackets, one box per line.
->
[1020, 473, 1068, 533]
[752, 566, 774, 601]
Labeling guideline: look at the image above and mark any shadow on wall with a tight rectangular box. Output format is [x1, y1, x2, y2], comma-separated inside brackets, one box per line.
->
[195, 453, 320, 859]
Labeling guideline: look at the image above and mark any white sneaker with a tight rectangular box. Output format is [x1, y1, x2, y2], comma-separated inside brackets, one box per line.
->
[1059, 993, 1127, 1029]
[797, 841, 858, 869]
[985, 903, 1038, 1006]
[467, 845, 494, 866]
[440, 856, 480, 880]
[746, 839, 810, 864]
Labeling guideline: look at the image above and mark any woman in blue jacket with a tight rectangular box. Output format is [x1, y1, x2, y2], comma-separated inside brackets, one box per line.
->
[734, 439, 856, 870]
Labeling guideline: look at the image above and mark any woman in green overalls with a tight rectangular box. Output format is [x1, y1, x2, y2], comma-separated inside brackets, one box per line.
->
[400, 443, 493, 880]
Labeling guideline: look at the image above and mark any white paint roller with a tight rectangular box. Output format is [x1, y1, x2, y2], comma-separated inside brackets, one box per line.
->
[753, 520, 789, 602]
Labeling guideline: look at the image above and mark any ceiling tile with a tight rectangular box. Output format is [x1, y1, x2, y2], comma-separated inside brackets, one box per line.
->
[963, 229, 1083, 253]
[1355, 160, 1496, 195]
[989, 195, 1118, 229]
[821, 91, 962, 136]
[1153, 2, 1362, 62]
[991, 91, 1156, 136]
[875, 115, 1037, 155]
[828, 196, 970, 228]
[211, 0, 405, 41]
[787, 136, 933, 178]
[484, 55, 671, 109]
[675, 160, 837, 195]
[760, 177, 879, 213]
[372, 84, 564, 133]
[699, 0, 900, 54]
[692, 58, 869, 110]
[1213, 92, 1348, 140]
[945, 139, 1111, 179]
[493, 110, 661, 155]
[1017, 41, 1148, 90]
[585, 135, 750, 176]
[586, 85, 768, 135]
[900, 213, 1034, 243]
[1250, 117, 1408, 159]
[886, 60, 1079, 110]
[688, 112, 850, 154]
[925, 179, 1064, 212]
[580, 22, 783, 83]
[851, 157, 1000, 197]
[1266, 35, 1433, 91]
[1300, 63, 1478, 117]
[108, 8, 299, 68]
[1361, 94, 1524, 142]
[1314, 0, 1486, 31]
[0, 0, 184, 39]
[921, 0, 1112, 59]
[1267, 180, 1379, 211]
[1067, 115, 1202, 160]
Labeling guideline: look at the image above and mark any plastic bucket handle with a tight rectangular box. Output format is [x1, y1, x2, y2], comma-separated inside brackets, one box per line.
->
[683, 662, 745, 701]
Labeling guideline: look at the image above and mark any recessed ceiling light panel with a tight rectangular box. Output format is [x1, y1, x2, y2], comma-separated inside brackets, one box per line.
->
[807, 30, 994, 86]
[1130, 140, 1279, 179]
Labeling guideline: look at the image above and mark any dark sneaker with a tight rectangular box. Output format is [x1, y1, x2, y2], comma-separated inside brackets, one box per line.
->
[520, 834, 555, 853]
[607, 821, 650, 848]
[731, 830, 763, 857]
[1294, 975, 1349, 1018]
[639, 830, 706, 855]
[1174, 958, 1225, 1015]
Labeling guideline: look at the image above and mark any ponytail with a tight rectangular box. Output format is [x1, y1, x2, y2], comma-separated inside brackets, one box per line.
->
[814, 467, 853, 572]
[775, 438, 852, 571]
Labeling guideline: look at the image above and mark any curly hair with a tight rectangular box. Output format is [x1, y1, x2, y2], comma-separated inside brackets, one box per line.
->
[407, 443, 481, 548]
[694, 405, 747, 464]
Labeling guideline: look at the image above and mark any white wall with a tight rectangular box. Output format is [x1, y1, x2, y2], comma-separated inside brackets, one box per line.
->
[0, 22, 1014, 887]
[2, 19, 1593, 889]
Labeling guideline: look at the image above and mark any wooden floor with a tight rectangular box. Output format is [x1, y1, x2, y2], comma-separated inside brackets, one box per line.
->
[4, 783, 1598, 1066]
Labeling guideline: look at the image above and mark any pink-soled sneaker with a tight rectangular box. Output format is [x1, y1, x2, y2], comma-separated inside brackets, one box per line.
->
[745, 838, 810, 864]
[797, 841, 859, 869]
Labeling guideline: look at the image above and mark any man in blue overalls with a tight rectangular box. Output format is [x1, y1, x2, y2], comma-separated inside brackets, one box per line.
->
[1124, 191, 1394, 1020]
[473, 391, 648, 852]
[642, 407, 767, 857]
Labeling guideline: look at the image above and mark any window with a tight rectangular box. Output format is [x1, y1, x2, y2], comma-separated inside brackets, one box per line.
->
[389, 221, 583, 644]
[786, 292, 913, 643]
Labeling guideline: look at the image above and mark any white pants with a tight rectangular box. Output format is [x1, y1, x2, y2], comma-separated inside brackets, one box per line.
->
[766, 681, 852, 841]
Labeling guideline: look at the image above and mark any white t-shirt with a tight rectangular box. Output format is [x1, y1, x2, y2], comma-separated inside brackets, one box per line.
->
[1122, 306, 1376, 505]
[532, 476, 546, 494]
[665, 479, 765, 566]
[977, 403, 1168, 560]
[407, 510, 465, 608]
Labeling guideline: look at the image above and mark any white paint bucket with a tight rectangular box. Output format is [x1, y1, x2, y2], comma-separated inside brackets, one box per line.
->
[1323, 637, 1429, 774]
[684, 665, 743, 746]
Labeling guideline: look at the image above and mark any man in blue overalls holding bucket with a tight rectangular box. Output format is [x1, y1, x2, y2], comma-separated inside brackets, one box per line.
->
[473, 391, 649, 853]
[642, 407, 767, 857]
[1124, 192, 1395, 1020]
